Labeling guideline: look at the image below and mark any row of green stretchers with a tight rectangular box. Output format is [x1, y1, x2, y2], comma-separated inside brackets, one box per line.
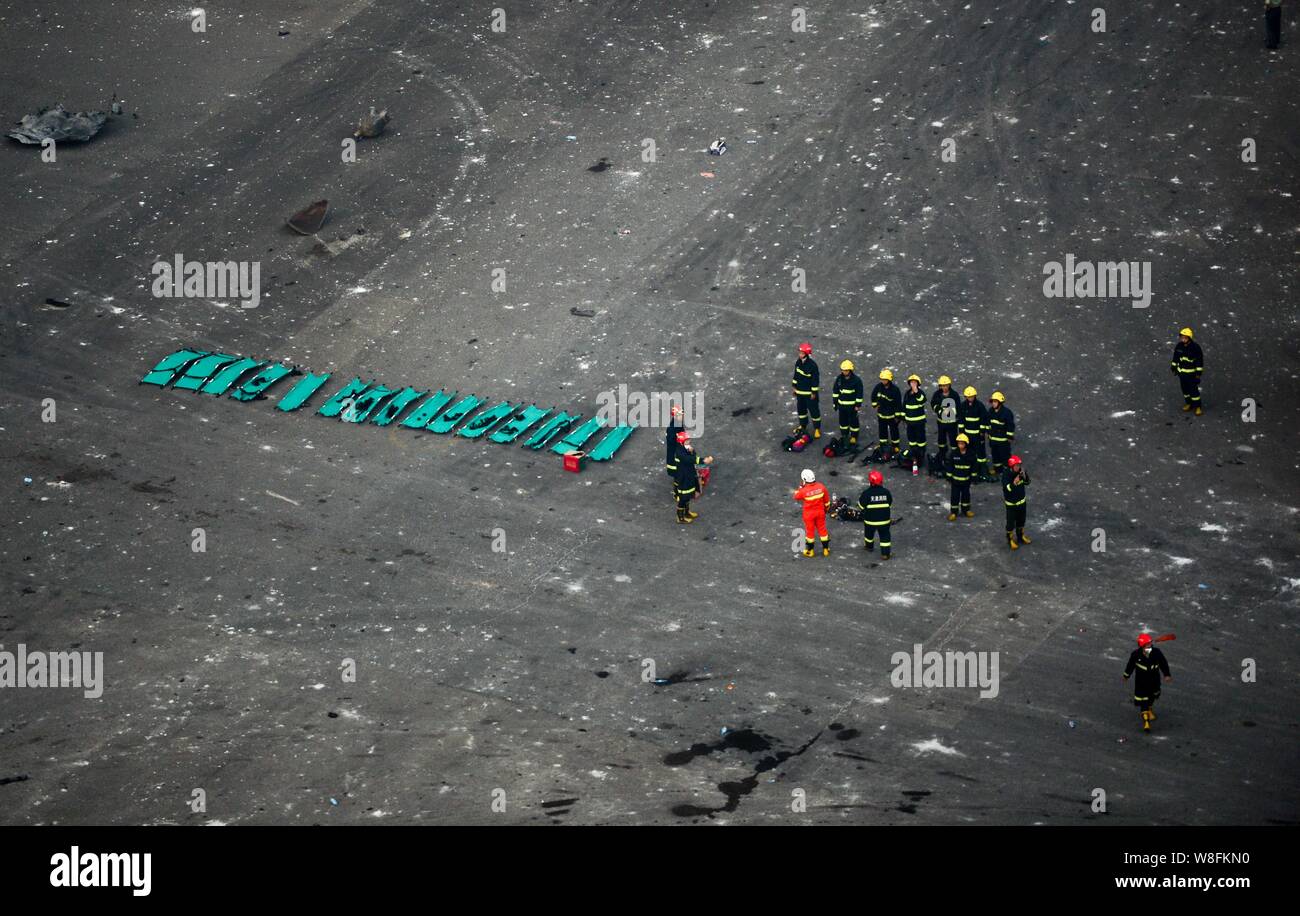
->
[140, 348, 636, 461]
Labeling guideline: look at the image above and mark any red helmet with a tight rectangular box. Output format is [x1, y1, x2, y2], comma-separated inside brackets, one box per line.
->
[868, 470, 883, 486]
[675, 431, 690, 444]
[798, 342, 813, 355]
[1007, 455, 1022, 468]
[1137, 633, 1152, 648]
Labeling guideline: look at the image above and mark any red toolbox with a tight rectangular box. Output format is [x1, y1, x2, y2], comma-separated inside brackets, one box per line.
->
[563, 450, 587, 473]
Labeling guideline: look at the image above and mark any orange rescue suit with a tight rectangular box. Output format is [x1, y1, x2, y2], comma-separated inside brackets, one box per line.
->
[793, 481, 830, 540]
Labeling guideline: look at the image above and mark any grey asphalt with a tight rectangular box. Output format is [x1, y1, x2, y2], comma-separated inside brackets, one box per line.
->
[0, 0, 1297, 825]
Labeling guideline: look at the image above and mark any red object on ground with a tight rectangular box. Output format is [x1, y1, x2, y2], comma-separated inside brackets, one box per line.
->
[563, 451, 586, 473]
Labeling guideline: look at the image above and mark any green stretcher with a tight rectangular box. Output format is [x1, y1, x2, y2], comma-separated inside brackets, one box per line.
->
[230, 364, 295, 401]
[522, 411, 580, 449]
[341, 385, 396, 422]
[456, 401, 515, 439]
[201, 357, 266, 395]
[400, 390, 455, 429]
[172, 353, 241, 391]
[317, 378, 374, 417]
[427, 395, 483, 434]
[276, 372, 333, 412]
[550, 416, 607, 455]
[489, 405, 550, 443]
[140, 348, 207, 386]
[370, 387, 426, 426]
[585, 425, 635, 461]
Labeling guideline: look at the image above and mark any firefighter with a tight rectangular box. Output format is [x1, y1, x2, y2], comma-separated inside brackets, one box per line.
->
[946, 433, 975, 520]
[1123, 633, 1172, 732]
[665, 403, 684, 500]
[1001, 454, 1030, 550]
[931, 375, 960, 469]
[793, 468, 831, 556]
[859, 469, 893, 559]
[958, 386, 991, 481]
[901, 374, 927, 472]
[672, 432, 712, 524]
[987, 391, 1016, 476]
[871, 369, 902, 460]
[1171, 327, 1203, 415]
[1266, 0, 1282, 49]
[832, 360, 864, 446]
[792, 342, 822, 437]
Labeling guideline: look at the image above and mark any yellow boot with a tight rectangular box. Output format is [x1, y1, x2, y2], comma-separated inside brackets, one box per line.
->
[1008, 534, 1019, 550]
[947, 513, 957, 522]
[1194, 406, 1203, 416]
[1182, 403, 1193, 412]
[1018, 530, 1031, 545]
[1141, 710, 1152, 732]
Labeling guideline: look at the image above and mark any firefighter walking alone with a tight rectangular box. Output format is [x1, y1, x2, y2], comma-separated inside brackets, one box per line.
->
[832, 360, 864, 446]
[1001, 454, 1030, 550]
[792, 342, 822, 438]
[793, 468, 831, 556]
[1123, 633, 1172, 732]
[859, 469, 893, 559]
[1171, 327, 1203, 415]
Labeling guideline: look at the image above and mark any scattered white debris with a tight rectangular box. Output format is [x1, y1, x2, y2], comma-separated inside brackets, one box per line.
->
[912, 738, 963, 757]
[1109, 410, 1136, 419]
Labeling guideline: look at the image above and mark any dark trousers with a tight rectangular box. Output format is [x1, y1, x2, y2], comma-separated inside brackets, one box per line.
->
[863, 522, 891, 557]
[966, 434, 988, 475]
[877, 416, 900, 449]
[989, 440, 1011, 473]
[797, 394, 821, 429]
[675, 486, 696, 509]
[950, 481, 971, 513]
[1005, 502, 1026, 534]
[935, 423, 958, 457]
[1267, 5, 1281, 48]
[1179, 373, 1201, 405]
[837, 406, 859, 439]
[904, 421, 926, 462]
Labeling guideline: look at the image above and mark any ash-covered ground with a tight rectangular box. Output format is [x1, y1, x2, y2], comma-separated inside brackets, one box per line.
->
[0, 0, 1297, 825]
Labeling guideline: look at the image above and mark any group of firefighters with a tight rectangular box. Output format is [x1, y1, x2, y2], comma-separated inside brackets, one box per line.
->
[657, 327, 1202, 731]
[790, 341, 1032, 555]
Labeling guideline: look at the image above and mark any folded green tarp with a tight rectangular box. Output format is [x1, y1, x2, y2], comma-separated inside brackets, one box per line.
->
[456, 401, 515, 438]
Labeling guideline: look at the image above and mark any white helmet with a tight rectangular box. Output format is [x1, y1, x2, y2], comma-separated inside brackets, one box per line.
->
[800, 469, 815, 484]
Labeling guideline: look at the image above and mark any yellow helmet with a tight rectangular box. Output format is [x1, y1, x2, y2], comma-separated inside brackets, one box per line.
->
[955, 433, 970, 444]
[963, 386, 977, 397]
[906, 373, 921, 383]
[1179, 327, 1193, 339]
[879, 369, 894, 381]
[937, 375, 952, 386]
[840, 359, 855, 371]
[990, 391, 1005, 403]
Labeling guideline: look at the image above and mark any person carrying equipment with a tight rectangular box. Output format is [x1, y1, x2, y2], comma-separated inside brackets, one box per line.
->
[947, 433, 975, 521]
[931, 375, 960, 470]
[1123, 633, 1172, 732]
[986, 392, 1016, 476]
[859, 469, 893, 559]
[672, 432, 712, 524]
[901, 374, 927, 473]
[871, 369, 902, 460]
[1170, 327, 1203, 415]
[832, 360, 865, 446]
[792, 343, 822, 437]
[958, 386, 991, 481]
[1001, 455, 1030, 549]
[793, 468, 831, 556]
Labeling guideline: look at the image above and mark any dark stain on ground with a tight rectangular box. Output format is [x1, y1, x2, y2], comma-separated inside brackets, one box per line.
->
[0, 775, 31, 787]
[663, 728, 772, 766]
[669, 729, 823, 818]
[937, 770, 979, 783]
[832, 751, 876, 763]
[834, 728, 861, 741]
[652, 669, 712, 687]
[897, 789, 932, 815]
[587, 158, 611, 172]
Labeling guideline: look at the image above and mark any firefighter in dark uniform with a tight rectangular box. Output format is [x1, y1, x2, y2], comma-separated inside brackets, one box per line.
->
[1123, 633, 1172, 732]
[792, 342, 822, 438]
[986, 391, 1016, 476]
[931, 374, 959, 470]
[832, 360, 864, 446]
[901, 374, 927, 472]
[1171, 327, 1203, 415]
[859, 469, 893, 559]
[672, 432, 712, 524]
[871, 369, 902, 459]
[665, 403, 684, 500]
[1266, 0, 1283, 49]
[958, 386, 991, 481]
[1001, 454, 1030, 550]
[946, 433, 975, 520]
